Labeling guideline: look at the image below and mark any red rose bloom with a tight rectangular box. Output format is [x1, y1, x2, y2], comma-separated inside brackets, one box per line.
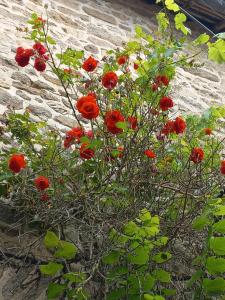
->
[102, 71, 118, 90]
[15, 47, 34, 67]
[127, 116, 138, 130]
[8, 154, 26, 173]
[80, 143, 95, 159]
[155, 75, 170, 86]
[34, 176, 50, 190]
[34, 57, 46, 72]
[134, 63, 139, 70]
[117, 55, 128, 65]
[159, 96, 174, 111]
[190, 147, 204, 164]
[151, 83, 159, 92]
[82, 56, 98, 72]
[220, 160, 225, 175]
[76, 95, 99, 120]
[144, 150, 156, 159]
[85, 130, 94, 139]
[174, 117, 186, 134]
[64, 127, 84, 148]
[33, 42, 47, 55]
[104, 110, 125, 134]
[161, 120, 175, 135]
[204, 128, 212, 135]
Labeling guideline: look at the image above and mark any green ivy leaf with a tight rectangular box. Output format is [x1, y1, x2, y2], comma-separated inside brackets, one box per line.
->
[153, 269, 171, 283]
[193, 33, 210, 46]
[46, 36, 56, 45]
[152, 252, 172, 263]
[106, 288, 126, 300]
[102, 250, 121, 264]
[174, 13, 190, 35]
[54, 241, 77, 259]
[208, 39, 225, 64]
[214, 205, 225, 216]
[127, 246, 149, 265]
[40, 262, 63, 276]
[162, 289, 176, 296]
[210, 237, 225, 255]
[213, 219, 225, 233]
[165, 0, 180, 12]
[203, 277, 225, 295]
[156, 12, 169, 31]
[47, 283, 66, 299]
[192, 215, 211, 230]
[44, 231, 59, 248]
[206, 257, 225, 274]
[63, 272, 86, 283]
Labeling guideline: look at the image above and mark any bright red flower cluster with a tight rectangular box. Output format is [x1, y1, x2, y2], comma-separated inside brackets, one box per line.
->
[190, 148, 204, 164]
[204, 128, 212, 135]
[8, 154, 26, 173]
[105, 110, 125, 134]
[34, 176, 50, 190]
[64, 127, 84, 148]
[161, 117, 186, 135]
[82, 56, 98, 72]
[127, 116, 138, 130]
[144, 150, 156, 159]
[76, 94, 99, 120]
[15, 42, 48, 72]
[152, 75, 170, 91]
[220, 160, 225, 175]
[102, 71, 118, 90]
[117, 55, 128, 65]
[80, 143, 95, 159]
[159, 96, 174, 111]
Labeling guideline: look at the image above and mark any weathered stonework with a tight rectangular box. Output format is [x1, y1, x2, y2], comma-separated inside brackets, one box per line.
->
[0, 0, 225, 298]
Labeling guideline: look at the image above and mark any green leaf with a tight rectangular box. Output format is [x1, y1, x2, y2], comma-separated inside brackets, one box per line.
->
[203, 277, 225, 295]
[162, 289, 176, 296]
[44, 231, 59, 248]
[208, 39, 225, 64]
[214, 205, 225, 216]
[116, 121, 128, 130]
[40, 262, 63, 276]
[156, 12, 169, 31]
[47, 36, 56, 45]
[102, 250, 121, 264]
[47, 283, 66, 299]
[144, 295, 154, 300]
[106, 288, 126, 300]
[175, 13, 190, 35]
[165, 0, 180, 12]
[63, 272, 86, 283]
[153, 269, 171, 283]
[192, 215, 211, 230]
[213, 219, 225, 233]
[210, 237, 225, 255]
[139, 209, 151, 221]
[206, 257, 225, 274]
[142, 274, 155, 291]
[152, 252, 171, 263]
[54, 241, 77, 259]
[193, 33, 210, 46]
[127, 246, 149, 265]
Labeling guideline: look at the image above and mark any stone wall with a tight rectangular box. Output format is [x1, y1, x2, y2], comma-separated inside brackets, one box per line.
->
[0, 0, 225, 299]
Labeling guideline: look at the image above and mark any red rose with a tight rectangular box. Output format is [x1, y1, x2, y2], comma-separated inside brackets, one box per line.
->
[134, 63, 139, 70]
[174, 117, 186, 134]
[155, 75, 169, 86]
[76, 95, 99, 120]
[220, 160, 225, 175]
[82, 56, 98, 72]
[15, 47, 34, 67]
[204, 128, 212, 135]
[161, 120, 175, 135]
[104, 110, 125, 134]
[117, 55, 128, 65]
[64, 127, 84, 148]
[144, 150, 156, 159]
[87, 92, 97, 99]
[34, 57, 46, 72]
[80, 143, 95, 159]
[190, 147, 204, 164]
[159, 96, 174, 111]
[33, 42, 47, 55]
[102, 71, 118, 90]
[127, 116, 138, 130]
[8, 154, 26, 173]
[151, 83, 159, 92]
[34, 176, 50, 190]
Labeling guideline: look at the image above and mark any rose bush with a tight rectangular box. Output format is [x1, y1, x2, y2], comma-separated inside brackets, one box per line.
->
[0, 1, 225, 299]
